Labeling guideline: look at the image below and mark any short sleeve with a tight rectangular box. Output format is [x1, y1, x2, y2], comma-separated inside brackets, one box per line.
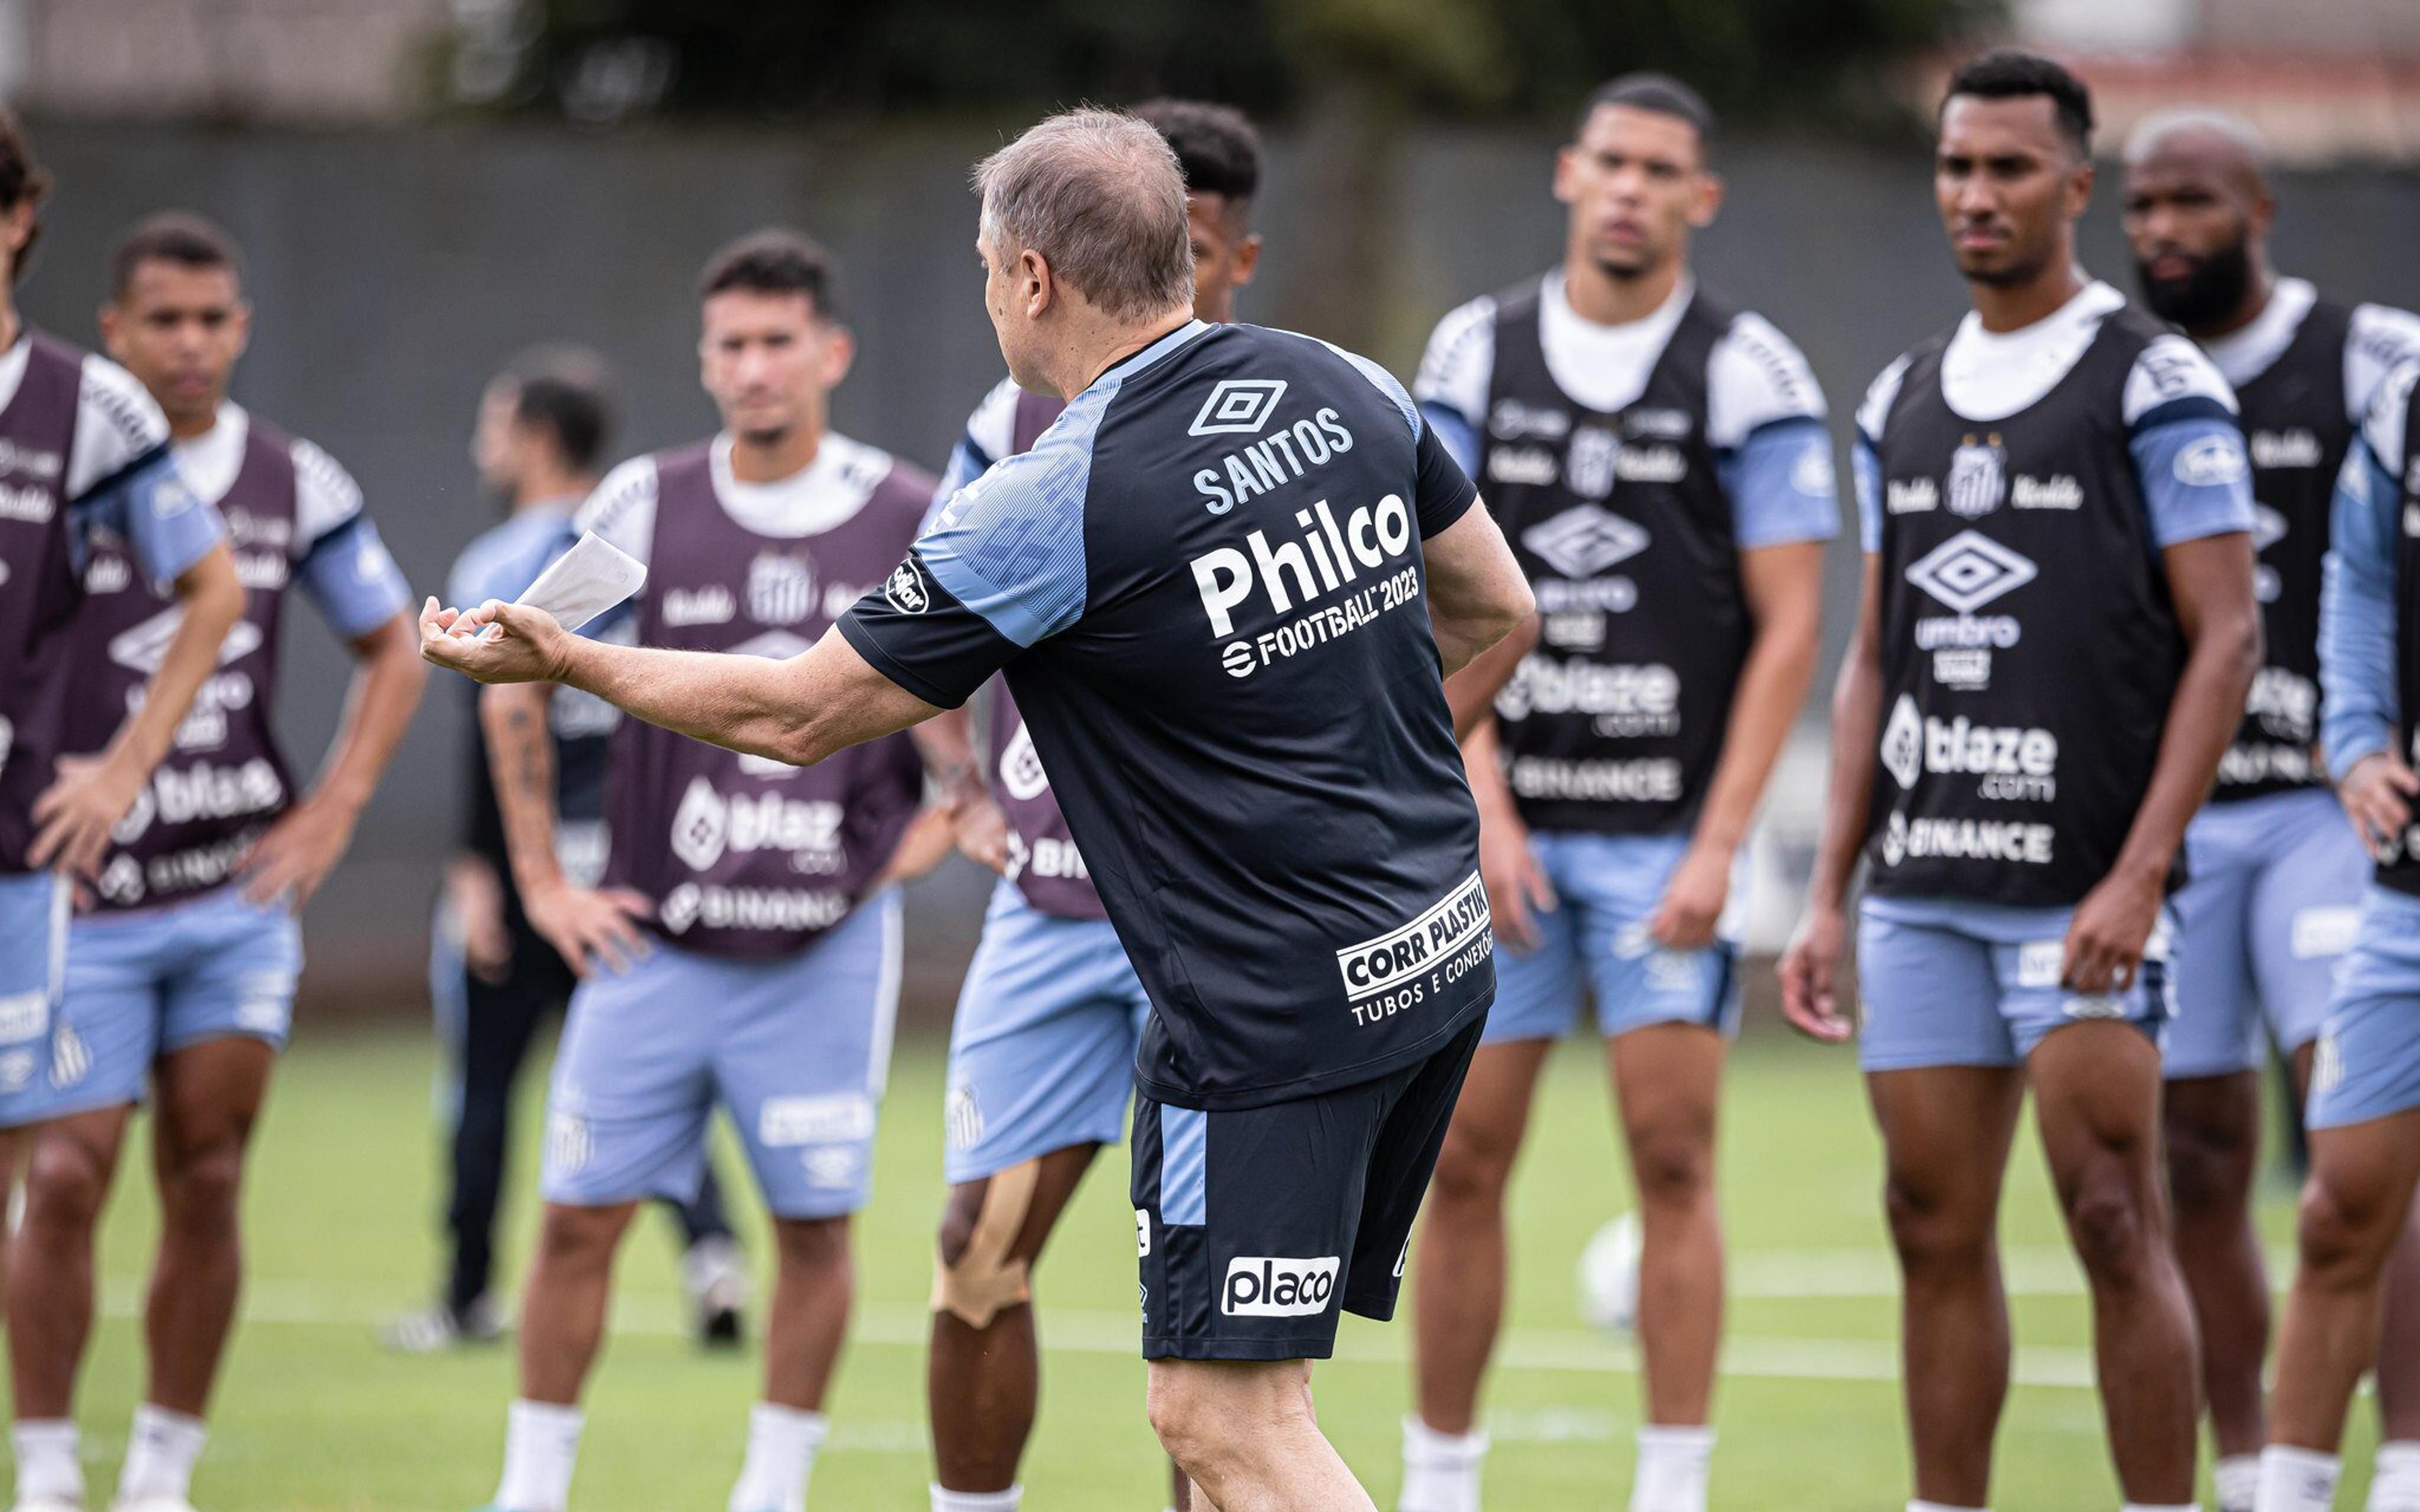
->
[1720, 420, 1839, 549]
[1413, 297, 1496, 476]
[76, 450, 225, 586]
[291, 438, 412, 637]
[1414, 421, 1480, 539]
[2124, 338, 2254, 548]
[2349, 304, 2420, 424]
[573, 455, 660, 568]
[838, 553, 1028, 711]
[66, 355, 171, 501]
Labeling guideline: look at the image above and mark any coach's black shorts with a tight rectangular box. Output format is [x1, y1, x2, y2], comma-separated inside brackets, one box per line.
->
[1130, 1013, 1485, 1361]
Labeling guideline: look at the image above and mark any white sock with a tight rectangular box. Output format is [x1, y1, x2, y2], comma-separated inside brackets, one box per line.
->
[2257, 1446, 2342, 1512]
[1399, 1416, 1487, 1512]
[929, 1487, 1020, 1511]
[728, 1402, 827, 1512]
[2217, 1455, 2263, 1512]
[2371, 1441, 2420, 1511]
[495, 1399, 585, 1512]
[116, 1403, 209, 1502]
[1630, 1424, 1715, 1512]
[11, 1419, 82, 1507]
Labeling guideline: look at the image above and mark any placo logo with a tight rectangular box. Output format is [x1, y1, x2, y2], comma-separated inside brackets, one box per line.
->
[1221, 1255, 1340, 1317]
[1904, 530, 2037, 615]
[1189, 379, 1288, 437]
[1521, 505, 1649, 580]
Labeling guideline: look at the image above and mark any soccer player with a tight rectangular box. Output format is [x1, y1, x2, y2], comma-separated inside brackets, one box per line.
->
[1400, 74, 1835, 1512]
[389, 350, 748, 1354]
[2257, 363, 2420, 1511]
[466, 231, 936, 1512]
[914, 98, 1260, 1512]
[422, 108, 1535, 1510]
[0, 163, 247, 1512]
[2121, 110, 2420, 1512]
[3, 212, 422, 1512]
[1778, 53, 2260, 1512]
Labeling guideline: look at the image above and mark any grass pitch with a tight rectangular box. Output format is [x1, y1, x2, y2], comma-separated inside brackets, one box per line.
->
[60, 1023, 2356, 1509]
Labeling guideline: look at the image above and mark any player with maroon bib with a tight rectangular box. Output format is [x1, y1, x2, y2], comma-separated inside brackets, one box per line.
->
[470, 231, 937, 1512]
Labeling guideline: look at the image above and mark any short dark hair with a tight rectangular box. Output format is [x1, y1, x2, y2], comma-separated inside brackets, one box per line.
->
[698, 228, 836, 316]
[498, 346, 614, 474]
[1942, 50, 2096, 157]
[1577, 73, 1715, 147]
[1131, 99, 1261, 203]
[0, 108, 51, 285]
[110, 212, 241, 300]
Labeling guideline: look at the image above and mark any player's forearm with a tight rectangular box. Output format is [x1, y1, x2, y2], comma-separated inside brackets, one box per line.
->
[2108, 602, 2262, 888]
[483, 682, 567, 897]
[111, 544, 245, 779]
[305, 614, 427, 816]
[1691, 577, 1823, 857]
[909, 706, 986, 811]
[1807, 633, 1881, 913]
[1442, 616, 1535, 740]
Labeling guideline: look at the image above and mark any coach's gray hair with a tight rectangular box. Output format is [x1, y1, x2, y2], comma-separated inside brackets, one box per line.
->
[976, 108, 1194, 322]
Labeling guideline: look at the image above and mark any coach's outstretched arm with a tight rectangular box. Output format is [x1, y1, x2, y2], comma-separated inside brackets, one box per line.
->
[1424, 502, 1538, 738]
[422, 598, 941, 770]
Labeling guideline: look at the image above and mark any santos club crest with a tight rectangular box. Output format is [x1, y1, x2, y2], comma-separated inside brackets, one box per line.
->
[1945, 433, 2007, 518]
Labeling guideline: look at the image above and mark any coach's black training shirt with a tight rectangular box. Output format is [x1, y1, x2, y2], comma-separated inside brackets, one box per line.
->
[841, 320, 1496, 1110]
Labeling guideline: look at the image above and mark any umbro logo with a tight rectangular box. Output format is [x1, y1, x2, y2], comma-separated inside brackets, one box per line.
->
[1189, 379, 1288, 437]
[1521, 505, 1649, 580]
[1904, 530, 2037, 615]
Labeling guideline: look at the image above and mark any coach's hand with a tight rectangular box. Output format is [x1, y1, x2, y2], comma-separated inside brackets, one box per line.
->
[1650, 839, 1731, 951]
[1478, 808, 1554, 953]
[524, 877, 652, 978]
[238, 793, 361, 910]
[419, 597, 573, 686]
[1777, 905, 1854, 1043]
[30, 751, 145, 880]
[2063, 864, 2164, 995]
[2341, 748, 2419, 861]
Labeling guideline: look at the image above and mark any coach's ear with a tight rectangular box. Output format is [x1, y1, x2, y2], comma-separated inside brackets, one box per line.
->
[1690, 169, 1725, 231]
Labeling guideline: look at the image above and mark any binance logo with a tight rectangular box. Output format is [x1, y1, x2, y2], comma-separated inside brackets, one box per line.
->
[1189, 379, 1288, 437]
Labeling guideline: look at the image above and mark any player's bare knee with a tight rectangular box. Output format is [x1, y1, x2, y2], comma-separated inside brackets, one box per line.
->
[160, 1142, 245, 1232]
[2296, 1175, 2394, 1285]
[2063, 1174, 2156, 1284]
[24, 1135, 112, 1228]
[1883, 1176, 1987, 1274]
[534, 1203, 624, 1273]
[1428, 1128, 1517, 1210]
[937, 1179, 988, 1268]
[775, 1214, 850, 1274]
[1627, 1124, 1714, 1209]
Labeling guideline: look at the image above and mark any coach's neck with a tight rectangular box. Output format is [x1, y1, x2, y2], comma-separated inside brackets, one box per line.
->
[1039, 298, 1194, 401]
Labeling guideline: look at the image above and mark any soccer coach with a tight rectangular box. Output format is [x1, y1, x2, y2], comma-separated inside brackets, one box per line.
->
[422, 108, 1536, 1508]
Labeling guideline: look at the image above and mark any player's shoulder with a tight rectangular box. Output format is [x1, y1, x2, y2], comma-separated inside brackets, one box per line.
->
[961, 375, 1025, 463]
[2119, 321, 2238, 427]
[834, 432, 939, 525]
[1414, 284, 1516, 410]
[1248, 324, 1420, 438]
[71, 346, 170, 463]
[1855, 340, 1938, 445]
[2347, 302, 2420, 417]
[447, 510, 563, 607]
[2360, 357, 2420, 476]
[1707, 303, 1826, 438]
[575, 450, 665, 536]
[282, 429, 368, 547]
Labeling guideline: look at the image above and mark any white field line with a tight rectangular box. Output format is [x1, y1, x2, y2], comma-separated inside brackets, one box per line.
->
[89, 1273, 2124, 1392]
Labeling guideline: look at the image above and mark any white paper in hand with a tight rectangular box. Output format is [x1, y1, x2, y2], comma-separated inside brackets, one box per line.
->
[510, 531, 647, 633]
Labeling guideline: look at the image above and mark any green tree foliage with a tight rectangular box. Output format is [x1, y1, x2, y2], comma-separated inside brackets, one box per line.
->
[489, 0, 1993, 129]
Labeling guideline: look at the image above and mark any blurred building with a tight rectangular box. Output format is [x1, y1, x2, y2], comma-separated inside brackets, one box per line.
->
[1998, 0, 2420, 159]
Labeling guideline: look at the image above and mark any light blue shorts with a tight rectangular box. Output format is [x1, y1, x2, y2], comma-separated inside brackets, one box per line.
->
[2166, 789, 2365, 1078]
[0, 871, 69, 1108]
[3, 886, 299, 1128]
[943, 878, 1150, 1185]
[1484, 830, 1741, 1046]
[1857, 895, 2175, 1072]
[2308, 886, 2420, 1131]
[542, 890, 901, 1219]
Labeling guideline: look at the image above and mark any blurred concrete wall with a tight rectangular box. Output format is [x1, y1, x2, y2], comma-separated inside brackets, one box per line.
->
[15, 119, 2420, 1016]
